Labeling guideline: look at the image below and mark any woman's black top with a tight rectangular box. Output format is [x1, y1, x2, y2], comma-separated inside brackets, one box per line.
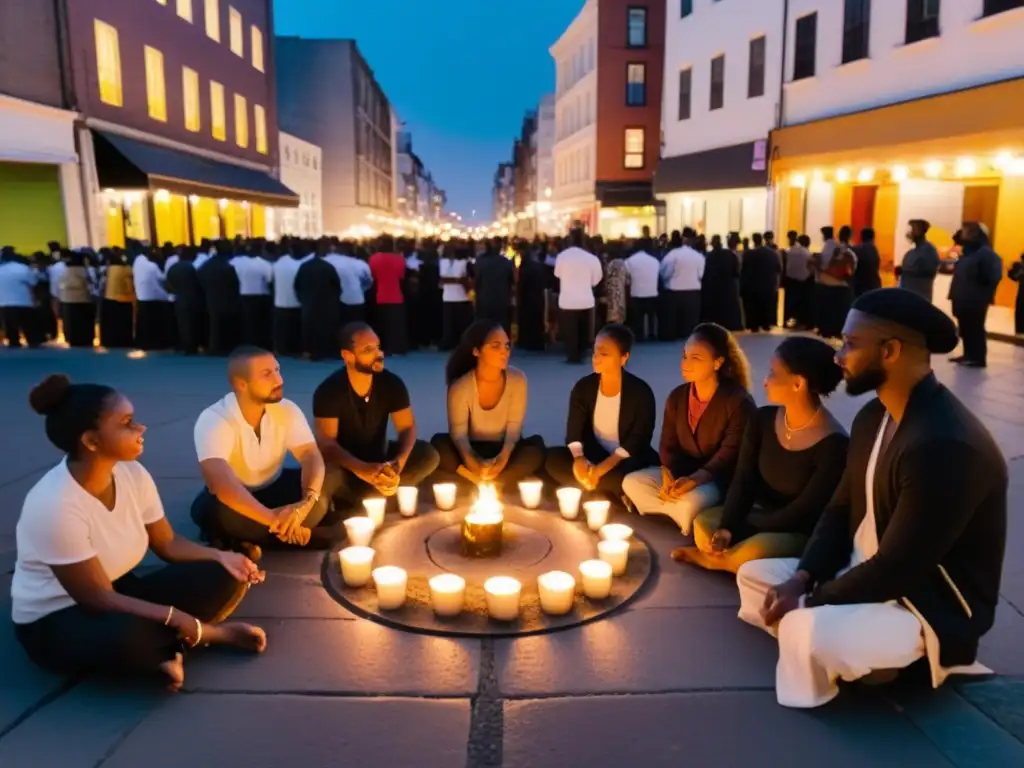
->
[565, 371, 656, 460]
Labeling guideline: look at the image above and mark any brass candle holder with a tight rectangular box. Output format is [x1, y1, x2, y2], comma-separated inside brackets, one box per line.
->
[461, 483, 504, 558]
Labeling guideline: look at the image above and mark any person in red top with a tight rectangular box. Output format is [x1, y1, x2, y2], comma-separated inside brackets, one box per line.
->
[368, 236, 408, 355]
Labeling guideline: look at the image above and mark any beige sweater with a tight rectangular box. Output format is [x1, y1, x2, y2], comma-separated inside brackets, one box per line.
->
[447, 367, 527, 445]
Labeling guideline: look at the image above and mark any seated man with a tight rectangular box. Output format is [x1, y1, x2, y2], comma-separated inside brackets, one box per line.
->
[737, 289, 1007, 708]
[313, 322, 439, 511]
[192, 346, 341, 549]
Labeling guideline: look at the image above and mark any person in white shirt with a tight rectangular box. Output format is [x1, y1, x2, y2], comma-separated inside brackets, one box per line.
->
[660, 229, 705, 341]
[46, 244, 66, 341]
[554, 228, 604, 363]
[326, 241, 373, 327]
[439, 245, 474, 350]
[0, 247, 43, 348]
[624, 240, 661, 342]
[231, 249, 274, 349]
[12, 374, 265, 690]
[271, 242, 310, 357]
[192, 346, 341, 549]
[133, 249, 172, 351]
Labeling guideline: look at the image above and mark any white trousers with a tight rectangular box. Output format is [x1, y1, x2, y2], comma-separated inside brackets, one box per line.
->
[737, 558, 926, 708]
[621, 467, 721, 534]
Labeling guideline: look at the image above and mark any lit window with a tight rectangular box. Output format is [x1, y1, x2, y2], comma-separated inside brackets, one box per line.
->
[205, 0, 220, 41]
[210, 81, 226, 140]
[156, 0, 167, 5]
[176, 0, 192, 22]
[626, 63, 646, 106]
[229, 7, 243, 57]
[254, 104, 268, 154]
[183, 67, 200, 132]
[235, 93, 248, 148]
[94, 20, 122, 107]
[144, 47, 167, 121]
[251, 26, 264, 71]
[625, 128, 645, 169]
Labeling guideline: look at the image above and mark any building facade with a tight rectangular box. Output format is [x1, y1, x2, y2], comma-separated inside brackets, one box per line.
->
[396, 130, 444, 225]
[493, 162, 515, 226]
[267, 131, 322, 239]
[514, 112, 538, 237]
[534, 93, 557, 233]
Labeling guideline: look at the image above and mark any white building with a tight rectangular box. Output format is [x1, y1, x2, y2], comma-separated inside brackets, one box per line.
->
[267, 132, 323, 239]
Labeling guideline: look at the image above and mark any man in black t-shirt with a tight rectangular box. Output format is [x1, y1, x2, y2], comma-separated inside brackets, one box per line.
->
[314, 322, 439, 511]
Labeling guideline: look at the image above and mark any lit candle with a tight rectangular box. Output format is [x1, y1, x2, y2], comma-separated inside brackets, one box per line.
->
[599, 523, 633, 542]
[556, 487, 582, 520]
[429, 573, 466, 617]
[518, 479, 543, 509]
[584, 500, 611, 531]
[433, 483, 457, 510]
[339, 546, 375, 587]
[363, 497, 387, 529]
[344, 516, 375, 547]
[397, 486, 419, 517]
[372, 566, 408, 610]
[537, 570, 576, 616]
[579, 559, 613, 600]
[598, 540, 630, 576]
[484, 576, 522, 621]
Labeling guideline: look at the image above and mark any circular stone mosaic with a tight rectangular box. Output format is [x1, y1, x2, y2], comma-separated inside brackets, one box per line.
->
[322, 503, 654, 638]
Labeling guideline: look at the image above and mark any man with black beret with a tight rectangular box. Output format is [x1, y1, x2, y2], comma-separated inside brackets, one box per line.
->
[736, 288, 1007, 708]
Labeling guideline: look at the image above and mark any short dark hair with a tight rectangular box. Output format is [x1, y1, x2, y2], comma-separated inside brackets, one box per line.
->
[838, 225, 853, 242]
[798, 234, 811, 248]
[597, 323, 634, 356]
[861, 227, 875, 242]
[340, 321, 374, 351]
[775, 336, 843, 397]
[752, 233, 764, 246]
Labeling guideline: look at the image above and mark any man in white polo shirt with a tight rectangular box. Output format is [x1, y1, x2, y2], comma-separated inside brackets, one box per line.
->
[554, 227, 603, 364]
[192, 346, 341, 550]
[660, 228, 705, 340]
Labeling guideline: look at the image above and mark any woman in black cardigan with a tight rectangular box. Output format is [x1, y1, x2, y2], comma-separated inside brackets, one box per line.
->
[545, 324, 658, 495]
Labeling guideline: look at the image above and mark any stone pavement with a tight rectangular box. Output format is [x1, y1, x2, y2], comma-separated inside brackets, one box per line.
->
[0, 335, 1022, 768]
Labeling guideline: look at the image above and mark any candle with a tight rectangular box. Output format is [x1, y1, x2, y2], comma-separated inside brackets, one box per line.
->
[429, 573, 466, 617]
[518, 479, 543, 509]
[344, 516, 376, 547]
[598, 539, 630, 576]
[484, 576, 522, 621]
[537, 571, 576, 616]
[363, 497, 387, 529]
[433, 483, 457, 510]
[556, 487, 582, 520]
[397, 486, 419, 517]
[461, 510, 504, 558]
[339, 546, 375, 587]
[372, 566, 408, 610]
[584, 500, 611, 531]
[579, 559, 613, 600]
[599, 523, 634, 542]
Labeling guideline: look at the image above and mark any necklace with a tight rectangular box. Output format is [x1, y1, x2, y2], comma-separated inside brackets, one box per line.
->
[784, 407, 820, 441]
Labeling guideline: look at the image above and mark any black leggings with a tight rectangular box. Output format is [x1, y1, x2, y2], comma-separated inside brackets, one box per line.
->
[15, 561, 244, 678]
[430, 433, 546, 488]
[545, 445, 658, 496]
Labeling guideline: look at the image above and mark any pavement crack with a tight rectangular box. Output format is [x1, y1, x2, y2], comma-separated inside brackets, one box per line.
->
[466, 638, 503, 768]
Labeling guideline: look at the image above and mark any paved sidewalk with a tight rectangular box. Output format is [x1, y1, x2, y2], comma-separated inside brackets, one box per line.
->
[1, 335, 1022, 767]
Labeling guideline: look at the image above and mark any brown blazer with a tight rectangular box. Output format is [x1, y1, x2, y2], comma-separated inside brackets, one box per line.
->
[659, 381, 755, 488]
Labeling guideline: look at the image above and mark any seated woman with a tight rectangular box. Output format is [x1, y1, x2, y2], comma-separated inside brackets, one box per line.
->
[12, 375, 266, 691]
[431, 320, 545, 489]
[545, 323, 659, 496]
[622, 323, 755, 535]
[674, 337, 849, 571]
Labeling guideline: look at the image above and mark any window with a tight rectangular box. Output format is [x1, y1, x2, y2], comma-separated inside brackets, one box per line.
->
[254, 104, 268, 154]
[678, 68, 692, 120]
[251, 26, 264, 71]
[176, 0, 192, 22]
[748, 36, 766, 98]
[905, 0, 940, 43]
[842, 0, 871, 64]
[983, 0, 1022, 16]
[234, 93, 248, 148]
[710, 54, 725, 111]
[681, 0, 693, 17]
[182, 67, 200, 132]
[793, 13, 817, 80]
[625, 128, 644, 169]
[210, 81, 226, 140]
[144, 47, 167, 121]
[229, 7, 243, 56]
[94, 20, 122, 107]
[205, 0, 220, 41]
[627, 7, 647, 47]
[627, 63, 646, 106]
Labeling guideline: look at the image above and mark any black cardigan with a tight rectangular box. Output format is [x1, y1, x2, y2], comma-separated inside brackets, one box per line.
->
[565, 371, 656, 460]
[800, 374, 1007, 668]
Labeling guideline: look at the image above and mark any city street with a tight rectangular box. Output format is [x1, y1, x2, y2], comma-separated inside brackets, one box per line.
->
[1, 334, 1022, 767]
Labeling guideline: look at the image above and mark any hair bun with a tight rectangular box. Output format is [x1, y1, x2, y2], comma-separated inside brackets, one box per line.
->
[30, 374, 72, 416]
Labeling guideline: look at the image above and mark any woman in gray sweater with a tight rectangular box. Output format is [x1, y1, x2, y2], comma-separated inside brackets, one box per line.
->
[430, 320, 545, 490]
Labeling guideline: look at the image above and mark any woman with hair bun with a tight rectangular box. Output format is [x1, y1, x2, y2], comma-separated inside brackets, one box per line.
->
[12, 375, 266, 690]
[675, 336, 849, 572]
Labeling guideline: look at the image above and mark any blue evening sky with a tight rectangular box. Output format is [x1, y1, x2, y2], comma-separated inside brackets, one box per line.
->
[273, 0, 582, 222]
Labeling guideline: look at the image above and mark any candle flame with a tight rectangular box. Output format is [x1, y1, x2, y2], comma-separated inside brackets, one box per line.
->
[470, 483, 504, 523]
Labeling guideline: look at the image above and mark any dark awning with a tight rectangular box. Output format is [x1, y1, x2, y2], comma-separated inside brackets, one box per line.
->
[595, 181, 662, 208]
[654, 141, 769, 195]
[93, 131, 299, 208]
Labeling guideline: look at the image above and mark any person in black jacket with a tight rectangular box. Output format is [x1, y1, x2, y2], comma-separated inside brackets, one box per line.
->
[737, 288, 1006, 708]
[294, 248, 342, 361]
[166, 248, 206, 355]
[740, 233, 781, 332]
[852, 227, 882, 297]
[545, 324, 658, 496]
[1009, 253, 1024, 335]
[700, 235, 743, 330]
[516, 246, 548, 351]
[948, 222, 1004, 368]
[474, 240, 515, 335]
[198, 241, 241, 356]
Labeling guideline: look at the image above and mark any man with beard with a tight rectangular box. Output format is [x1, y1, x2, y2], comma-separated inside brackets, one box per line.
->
[312, 322, 439, 513]
[735, 288, 1006, 708]
[191, 346, 340, 550]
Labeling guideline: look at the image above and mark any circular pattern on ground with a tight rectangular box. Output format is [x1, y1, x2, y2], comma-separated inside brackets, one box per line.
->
[322, 503, 654, 638]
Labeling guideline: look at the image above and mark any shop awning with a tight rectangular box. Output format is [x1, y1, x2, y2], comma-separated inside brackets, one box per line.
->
[654, 141, 768, 195]
[93, 131, 299, 207]
[595, 181, 663, 208]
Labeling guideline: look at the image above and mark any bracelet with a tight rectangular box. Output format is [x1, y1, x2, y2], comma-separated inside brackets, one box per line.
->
[164, 606, 174, 626]
[303, 488, 320, 504]
[189, 618, 203, 648]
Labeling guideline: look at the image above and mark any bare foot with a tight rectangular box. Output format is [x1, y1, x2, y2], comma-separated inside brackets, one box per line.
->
[160, 653, 185, 692]
[206, 622, 267, 652]
[671, 546, 729, 571]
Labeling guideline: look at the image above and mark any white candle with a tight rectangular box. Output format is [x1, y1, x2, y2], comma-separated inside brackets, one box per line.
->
[537, 571, 576, 616]
[579, 559, 613, 600]
[556, 487, 582, 520]
[363, 497, 387, 529]
[598, 539, 630, 576]
[518, 479, 543, 509]
[429, 573, 466, 617]
[433, 483, 457, 510]
[344, 516, 375, 547]
[339, 546, 375, 587]
[397, 486, 419, 517]
[372, 566, 408, 610]
[484, 576, 522, 621]
[584, 500, 611, 531]
[599, 523, 633, 542]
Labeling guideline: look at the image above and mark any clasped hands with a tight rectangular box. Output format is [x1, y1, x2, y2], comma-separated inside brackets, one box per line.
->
[657, 467, 697, 502]
[268, 490, 319, 546]
[571, 457, 607, 492]
[461, 452, 510, 485]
